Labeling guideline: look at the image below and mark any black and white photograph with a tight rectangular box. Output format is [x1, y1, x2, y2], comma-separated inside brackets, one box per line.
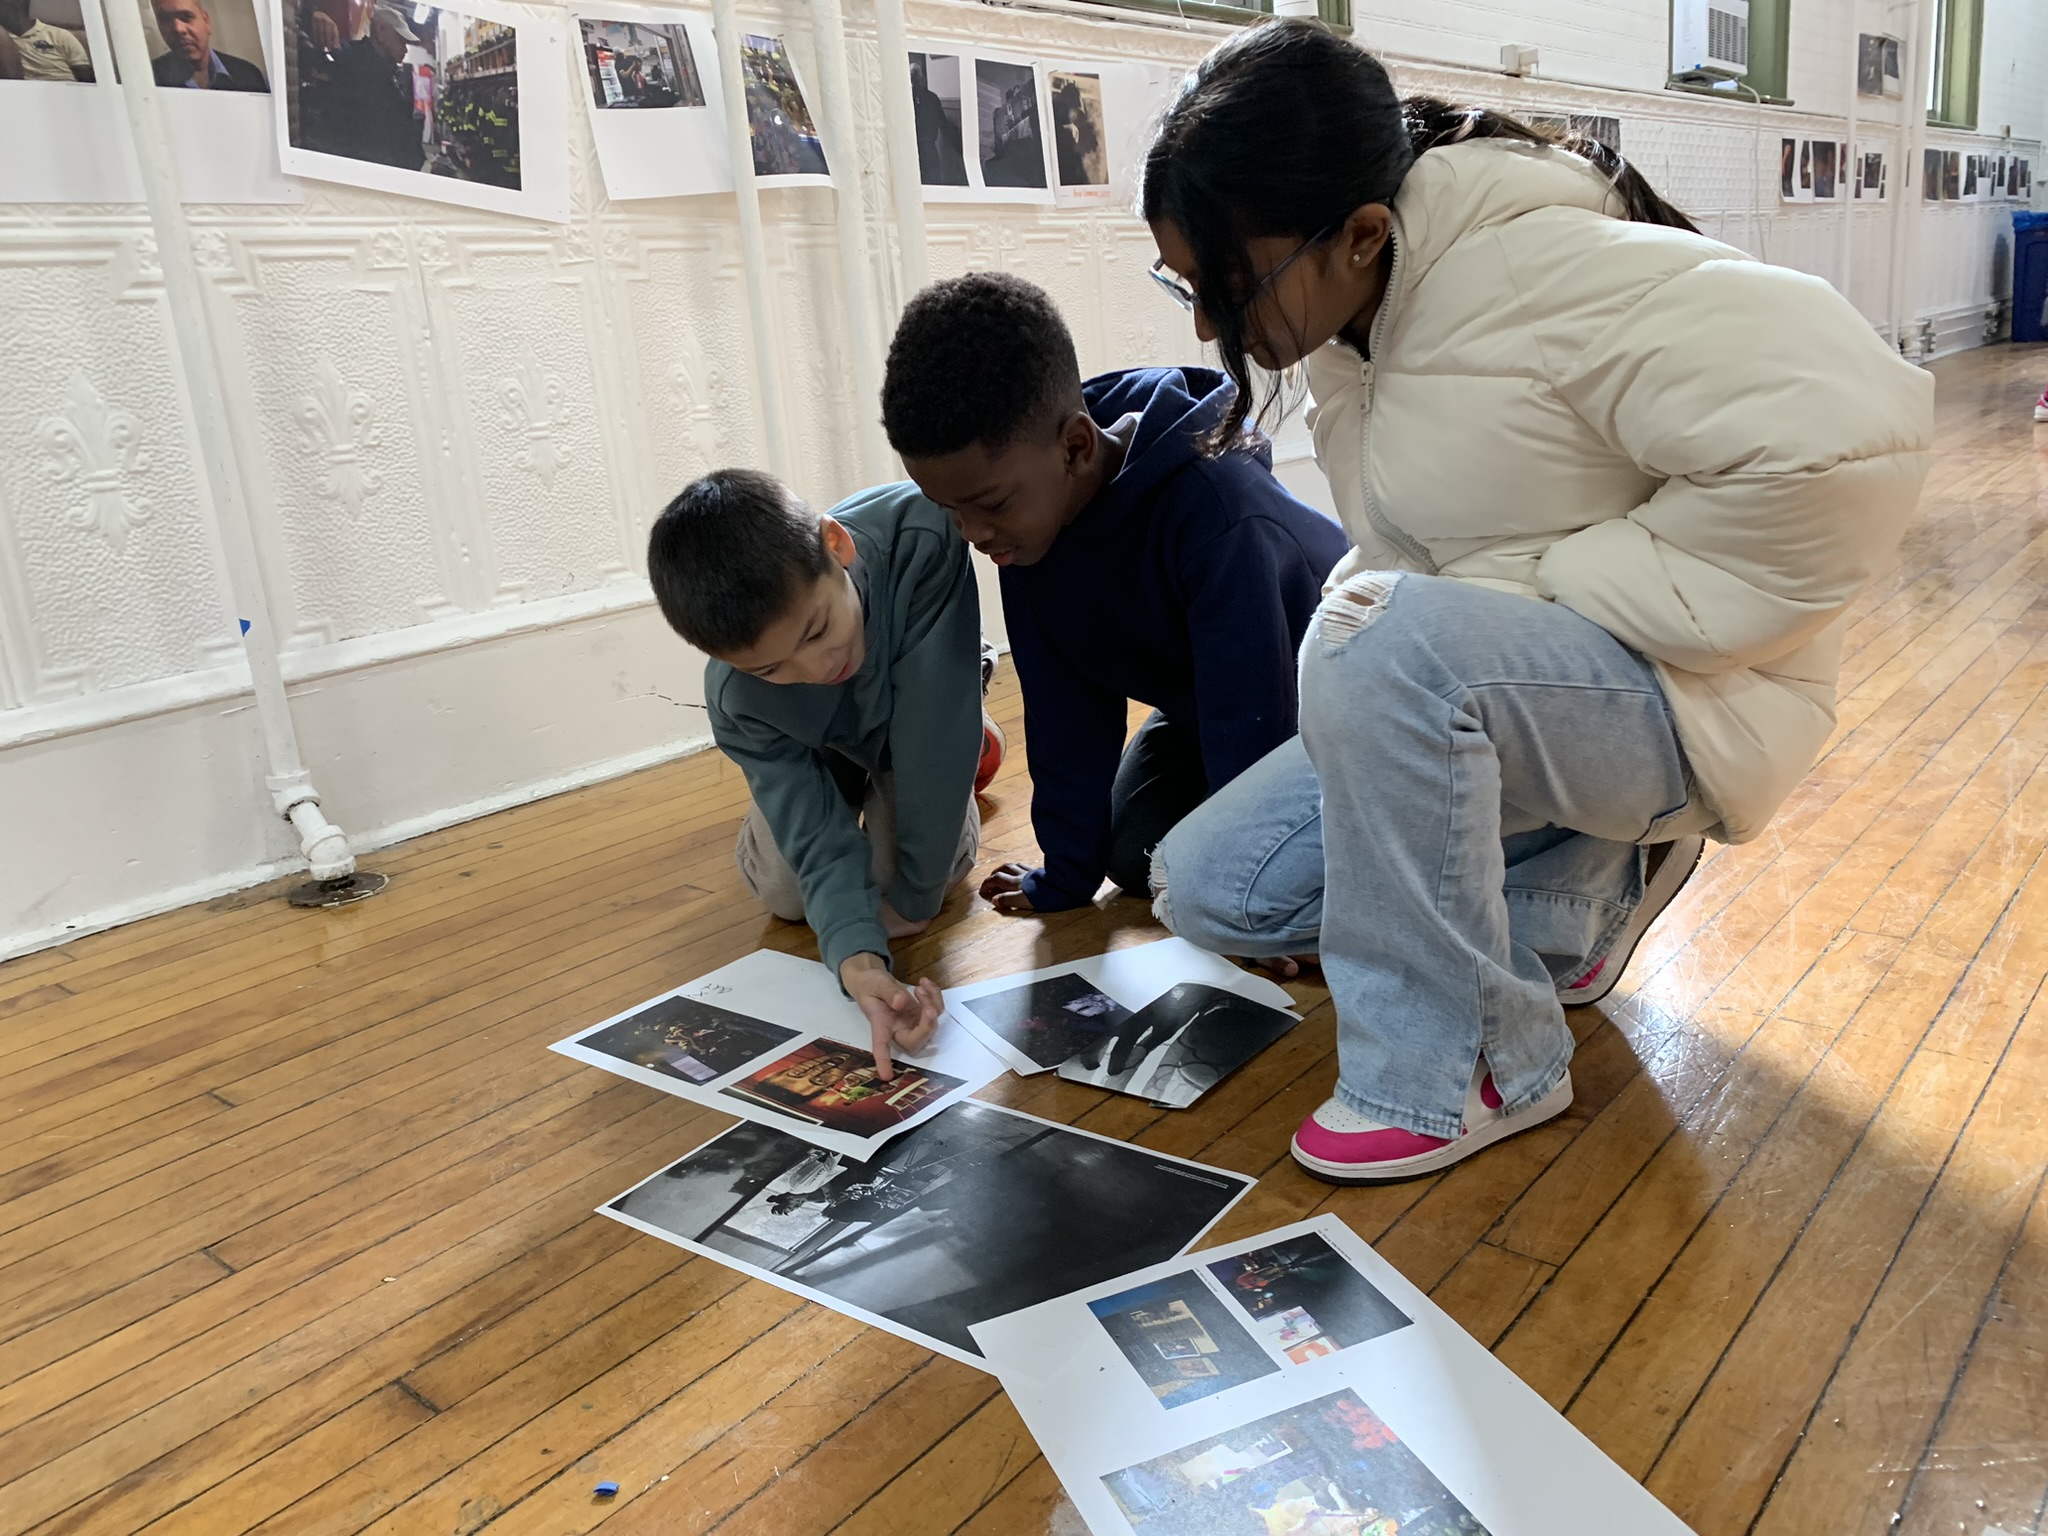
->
[1049, 67, 1107, 188]
[1206, 1232, 1412, 1364]
[141, 0, 267, 90]
[1857, 31, 1903, 97]
[0, 0, 94, 82]
[604, 1099, 1253, 1361]
[740, 31, 826, 179]
[1103, 1389, 1493, 1536]
[1089, 1271, 1280, 1407]
[956, 970, 1133, 1071]
[907, 49, 965, 185]
[571, 993, 798, 1085]
[287, 0, 521, 188]
[579, 17, 699, 110]
[1811, 137, 1836, 201]
[975, 56, 1044, 189]
[1057, 981, 1301, 1108]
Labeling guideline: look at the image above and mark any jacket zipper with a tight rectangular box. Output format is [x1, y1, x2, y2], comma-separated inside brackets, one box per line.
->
[1354, 230, 1439, 575]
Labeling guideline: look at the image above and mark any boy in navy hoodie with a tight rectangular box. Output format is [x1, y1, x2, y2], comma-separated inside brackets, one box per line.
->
[881, 272, 1348, 914]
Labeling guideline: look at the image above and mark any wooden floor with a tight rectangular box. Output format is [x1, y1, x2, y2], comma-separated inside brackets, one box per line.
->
[5, 346, 2048, 1536]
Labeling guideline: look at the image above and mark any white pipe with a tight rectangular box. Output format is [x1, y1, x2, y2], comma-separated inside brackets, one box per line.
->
[96, 0, 358, 883]
[813, 0, 891, 482]
[872, 0, 929, 300]
[1888, 0, 1934, 353]
[711, 0, 792, 478]
[1841, 2, 1861, 306]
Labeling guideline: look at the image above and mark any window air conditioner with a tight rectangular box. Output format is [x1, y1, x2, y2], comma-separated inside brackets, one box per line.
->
[1671, 0, 1750, 79]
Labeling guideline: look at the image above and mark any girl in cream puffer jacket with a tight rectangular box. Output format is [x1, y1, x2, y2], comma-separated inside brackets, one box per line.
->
[1141, 21, 1934, 1183]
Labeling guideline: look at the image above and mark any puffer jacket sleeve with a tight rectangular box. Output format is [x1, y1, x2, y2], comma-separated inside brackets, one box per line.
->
[1535, 258, 1933, 675]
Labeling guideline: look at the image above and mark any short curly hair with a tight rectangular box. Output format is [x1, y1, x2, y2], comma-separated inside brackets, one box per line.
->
[881, 272, 1084, 459]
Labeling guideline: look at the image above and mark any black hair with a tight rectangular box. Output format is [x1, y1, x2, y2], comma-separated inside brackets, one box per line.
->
[646, 468, 833, 654]
[1141, 18, 1697, 447]
[881, 271, 1084, 459]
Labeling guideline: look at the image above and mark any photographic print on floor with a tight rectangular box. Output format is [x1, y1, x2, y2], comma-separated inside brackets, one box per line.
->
[1103, 1389, 1491, 1536]
[579, 17, 699, 109]
[1090, 1273, 1280, 1408]
[956, 970, 1134, 1071]
[907, 49, 966, 184]
[1206, 1232, 1411, 1364]
[573, 993, 797, 1085]
[975, 56, 1043, 188]
[739, 32, 825, 178]
[720, 1039, 963, 1135]
[604, 1099, 1254, 1362]
[1057, 982, 1300, 1108]
[1049, 67, 1107, 188]
[286, 0, 520, 187]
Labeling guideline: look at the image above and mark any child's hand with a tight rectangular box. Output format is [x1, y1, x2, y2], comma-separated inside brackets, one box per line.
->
[840, 953, 942, 1078]
[978, 862, 1039, 916]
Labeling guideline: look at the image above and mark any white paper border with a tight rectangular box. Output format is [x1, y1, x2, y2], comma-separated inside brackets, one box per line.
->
[599, 1097, 1257, 1371]
[737, 28, 832, 189]
[569, 2, 731, 200]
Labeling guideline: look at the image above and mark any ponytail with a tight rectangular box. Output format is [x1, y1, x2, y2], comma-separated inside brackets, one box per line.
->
[1144, 20, 1696, 449]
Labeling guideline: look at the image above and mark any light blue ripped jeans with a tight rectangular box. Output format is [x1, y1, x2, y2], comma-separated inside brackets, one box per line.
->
[1152, 572, 1705, 1139]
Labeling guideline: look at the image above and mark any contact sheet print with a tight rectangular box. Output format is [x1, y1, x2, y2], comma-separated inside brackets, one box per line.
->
[551, 948, 1003, 1158]
[972, 1214, 1698, 1536]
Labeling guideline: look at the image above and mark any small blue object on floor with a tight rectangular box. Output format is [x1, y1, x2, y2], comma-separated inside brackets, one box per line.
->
[594, 1481, 619, 1497]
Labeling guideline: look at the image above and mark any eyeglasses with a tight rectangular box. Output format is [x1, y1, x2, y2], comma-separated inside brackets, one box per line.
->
[1148, 224, 1341, 317]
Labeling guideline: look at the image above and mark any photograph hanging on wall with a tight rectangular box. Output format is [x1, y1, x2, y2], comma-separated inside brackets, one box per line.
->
[1811, 138, 1838, 201]
[907, 49, 966, 185]
[976, 55, 1045, 189]
[571, 5, 728, 201]
[944, 935, 1297, 1081]
[578, 16, 698, 108]
[972, 1214, 1702, 1536]
[1924, 145, 1942, 200]
[141, 0, 268, 89]
[1856, 32, 1902, 97]
[1056, 981, 1301, 1108]
[739, 31, 827, 182]
[554, 948, 1003, 1158]
[603, 1099, 1255, 1365]
[1944, 149, 1962, 200]
[1, 0, 95, 81]
[1854, 142, 1887, 200]
[273, 0, 570, 220]
[1048, 66, 1110, 206]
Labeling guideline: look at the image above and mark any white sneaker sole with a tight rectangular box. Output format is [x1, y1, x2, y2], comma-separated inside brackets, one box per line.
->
[1558, 835, 1705, 1008]
[1290, 1071, 1575, 1185]
[2034, 406, 2048, 422]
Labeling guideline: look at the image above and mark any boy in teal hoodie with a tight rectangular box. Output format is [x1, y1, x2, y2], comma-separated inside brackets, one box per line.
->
[647, 469, 991, 1074]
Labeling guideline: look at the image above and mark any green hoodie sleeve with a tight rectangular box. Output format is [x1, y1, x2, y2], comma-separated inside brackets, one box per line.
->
[711, 700, 892, 978]
[881, 523, 983, 924]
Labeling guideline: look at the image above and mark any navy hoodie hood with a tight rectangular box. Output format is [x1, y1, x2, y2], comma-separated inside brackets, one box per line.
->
[1005, 365, 1349, 911]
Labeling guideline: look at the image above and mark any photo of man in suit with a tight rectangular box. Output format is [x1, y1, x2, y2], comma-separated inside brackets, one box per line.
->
[150, 0, 268, 90]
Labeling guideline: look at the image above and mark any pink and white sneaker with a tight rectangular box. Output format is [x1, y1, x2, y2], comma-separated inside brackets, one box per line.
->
[2035, 389, 2048, 423]
[1556, 835, 1705, 1008]
[1290, 1064, 1573, 1185]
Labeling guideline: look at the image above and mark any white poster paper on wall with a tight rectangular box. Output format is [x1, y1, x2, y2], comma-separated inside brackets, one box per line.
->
[267, 0, 570, 222]
[971, 1213, 1699, 1535]
[552, 948, 1005, 1159]
[569, 3, 729, 200]
[1778, 136, 1815, 203]
[1047, 63, 1112, 208]
[737, 30, 830, 187]
[0, 0, 297, 204]
[1852, 141, 1888, 200]
[1105, 60, 1182, 210]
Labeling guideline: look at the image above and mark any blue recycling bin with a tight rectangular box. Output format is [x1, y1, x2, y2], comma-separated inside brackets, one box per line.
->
[2014, 211, 2048, 343]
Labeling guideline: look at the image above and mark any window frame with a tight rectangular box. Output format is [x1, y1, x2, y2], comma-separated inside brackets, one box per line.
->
[1666, 0, 1794, 107]
[1926, 0, 1982, 130]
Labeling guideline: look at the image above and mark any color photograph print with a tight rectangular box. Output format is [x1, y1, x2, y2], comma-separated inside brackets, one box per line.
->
[739, 31, 826, 180]
[573, 993, 798, 1085]
[975, 56, 1043, 189]
[141, 0, 267, 88]
[1206, 1232, 1411, 1365]
[1049, 67, 1109, 205]
[907, 49, 965, 185]
[579, 16, 698, 109]
[1057, 982, 1301, 1108]
[719, 1038, 963, 1136]
[0, 0, 94, 81]
[1090, 1272, 1280, 1408]
[605, 1100, 1254, 1362]
[1102, 1388, 1492, 1536]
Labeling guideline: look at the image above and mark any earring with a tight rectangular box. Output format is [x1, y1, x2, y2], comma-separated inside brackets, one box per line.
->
[1351, 254, 1362, 265]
